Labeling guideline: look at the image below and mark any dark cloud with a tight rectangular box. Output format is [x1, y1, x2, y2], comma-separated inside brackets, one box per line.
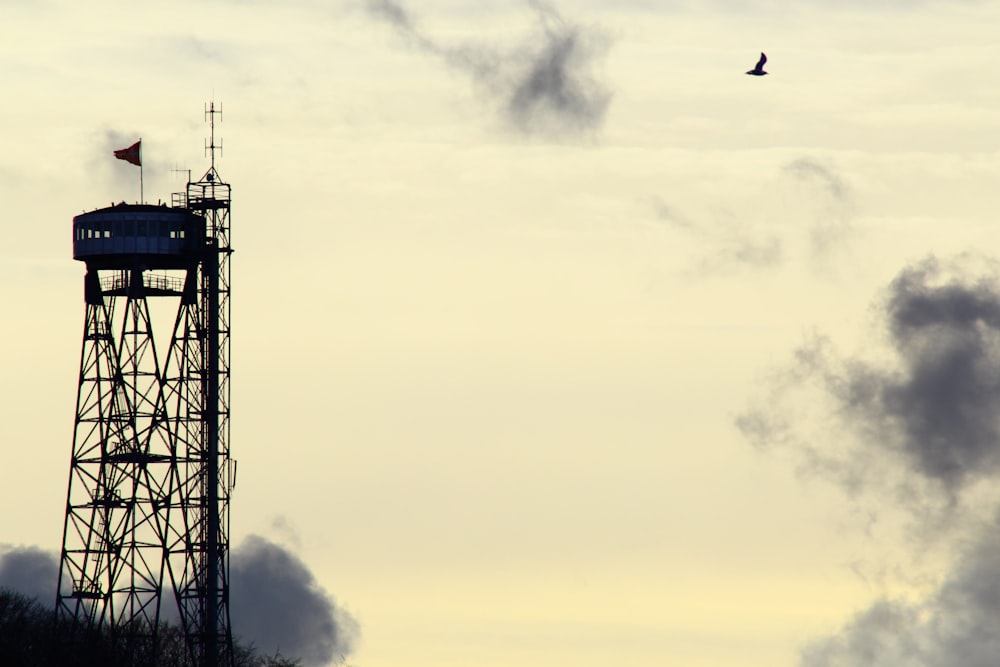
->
[0, 546, 58, 603]
[875, 259, 1000, 489]
[230, 535, 359, 666]
[366, 0, 612, 137]
[738, 255, 1000, 498]
[800, 515, 1000, 667]
[740, 254, 1000, 666]
[2, 539, 358, 666]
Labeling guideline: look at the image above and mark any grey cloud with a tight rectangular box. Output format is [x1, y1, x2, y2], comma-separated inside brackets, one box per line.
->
[366, 0, 612, 137]
[367, 0, 440, 54]
[649, 199, 696, 232]
[800, 600, 923, 667]
[0, 546, 58, 603]
[718, 235, 783, 268]
[800, 516, 1000, 667]
[268, 515, 304, 551]
[875, 259, 1000, 488]
[736, 336, 880, 498]
[785, 157, 850, 202]
[1, 539, 358, 665]
[650, 157, 856, 276]
[738, 255, 1000, 498]
[739, 255, 1000, 667]
[230, 535, 359, 666]
[505, 0, 612, 133]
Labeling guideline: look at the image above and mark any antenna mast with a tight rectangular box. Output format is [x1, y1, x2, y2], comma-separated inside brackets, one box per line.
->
[205, 102, 223, 170]
[181, 99, 235, 667]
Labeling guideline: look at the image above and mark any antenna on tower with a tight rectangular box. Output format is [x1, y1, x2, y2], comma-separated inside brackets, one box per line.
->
[205, 101, 223, 172]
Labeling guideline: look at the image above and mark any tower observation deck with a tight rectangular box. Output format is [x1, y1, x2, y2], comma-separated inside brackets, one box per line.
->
[73, 204, 203, 269]
[57, 106, 234, 667]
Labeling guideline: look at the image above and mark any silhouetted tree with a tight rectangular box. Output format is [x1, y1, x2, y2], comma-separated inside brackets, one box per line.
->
[0, 588, 302, 667]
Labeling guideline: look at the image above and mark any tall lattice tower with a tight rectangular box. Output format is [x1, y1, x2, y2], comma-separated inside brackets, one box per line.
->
[56, 104, 235, 667]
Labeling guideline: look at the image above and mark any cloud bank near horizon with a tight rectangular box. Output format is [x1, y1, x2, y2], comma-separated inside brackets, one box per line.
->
[0, 536, 358, 666]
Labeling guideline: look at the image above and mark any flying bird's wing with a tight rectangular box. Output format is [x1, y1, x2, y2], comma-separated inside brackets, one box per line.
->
[746, 51, 768, 75]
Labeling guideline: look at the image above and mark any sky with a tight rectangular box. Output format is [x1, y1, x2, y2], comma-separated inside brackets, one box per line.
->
[4, 0, 1000, 665]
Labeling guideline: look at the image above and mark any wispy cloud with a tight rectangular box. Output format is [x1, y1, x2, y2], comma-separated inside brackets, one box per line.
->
[366, 0, 612, 138]
[784, 157, 856, 257]
[650, 157, 857, 275]
[650, 196, 784, 273]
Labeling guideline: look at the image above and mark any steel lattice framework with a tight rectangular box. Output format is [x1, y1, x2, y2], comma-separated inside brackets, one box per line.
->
[56, 106, 234, 667]
[170, 166, 234, 666]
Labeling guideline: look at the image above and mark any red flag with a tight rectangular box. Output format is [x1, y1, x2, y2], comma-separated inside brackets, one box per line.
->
[113, 140, 141, 166]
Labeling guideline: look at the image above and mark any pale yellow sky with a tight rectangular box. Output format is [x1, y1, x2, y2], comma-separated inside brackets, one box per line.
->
[3, 1, 1000, 666]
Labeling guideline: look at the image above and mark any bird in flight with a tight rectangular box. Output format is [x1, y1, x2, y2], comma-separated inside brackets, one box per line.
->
[746, 52, 768, 76]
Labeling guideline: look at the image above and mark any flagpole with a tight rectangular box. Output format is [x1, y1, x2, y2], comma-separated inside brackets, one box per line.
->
[112, 139, 143, 200]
